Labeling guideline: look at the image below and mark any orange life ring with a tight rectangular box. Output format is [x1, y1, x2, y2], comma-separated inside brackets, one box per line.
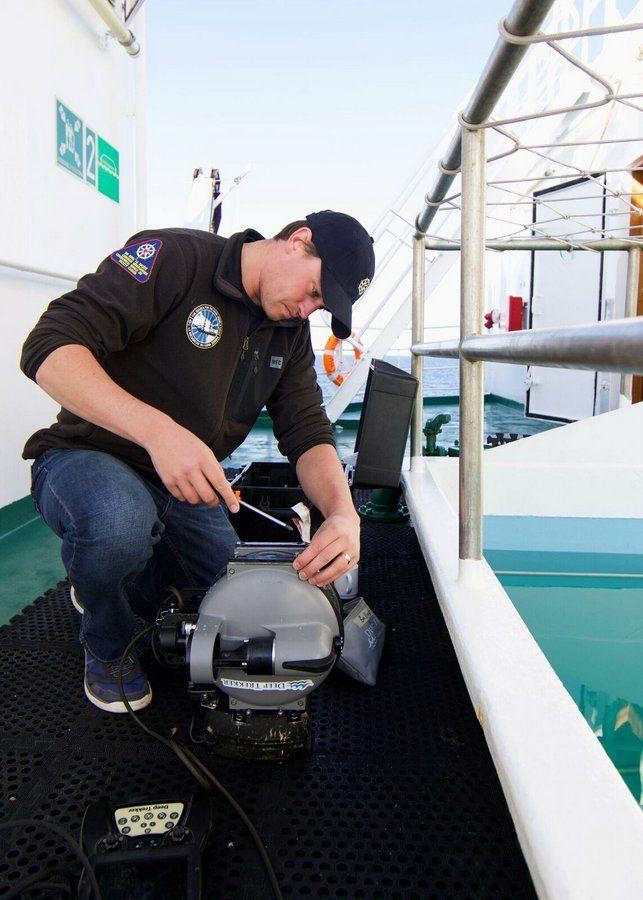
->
[323, 333, 363, 386]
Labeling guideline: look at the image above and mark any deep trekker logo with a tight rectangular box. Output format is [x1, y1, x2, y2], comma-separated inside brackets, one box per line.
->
[220, 678, 314, 691]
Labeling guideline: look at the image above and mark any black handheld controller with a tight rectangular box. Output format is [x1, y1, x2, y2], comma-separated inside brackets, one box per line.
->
[78, 794, 213, 899]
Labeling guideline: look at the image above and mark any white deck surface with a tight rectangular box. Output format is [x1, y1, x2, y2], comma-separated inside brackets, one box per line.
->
[425, 403, 643, 519]
[402, 433, 643, 898]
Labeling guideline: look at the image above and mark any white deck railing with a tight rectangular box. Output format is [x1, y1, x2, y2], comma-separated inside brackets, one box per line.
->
[405, 1, 643, 897]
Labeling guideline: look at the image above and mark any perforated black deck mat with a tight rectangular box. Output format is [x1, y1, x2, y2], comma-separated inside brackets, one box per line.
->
[0, 520, 536, 898]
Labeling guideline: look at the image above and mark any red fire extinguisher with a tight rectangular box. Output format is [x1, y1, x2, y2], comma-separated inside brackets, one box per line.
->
[483, 296, 524, 331]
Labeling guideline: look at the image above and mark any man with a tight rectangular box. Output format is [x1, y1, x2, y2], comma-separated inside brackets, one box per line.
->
[20, 210, 375, 714]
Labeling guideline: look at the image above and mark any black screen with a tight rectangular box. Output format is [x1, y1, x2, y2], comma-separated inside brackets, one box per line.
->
[95, 856, 189, 900]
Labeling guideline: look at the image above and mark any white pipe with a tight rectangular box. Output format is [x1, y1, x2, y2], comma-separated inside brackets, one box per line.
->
[621, 248, 641, 400]
[458, 124, 486, 561]
[0, 259, 78, 284]
[87, 0, 140, 56]
[410, 234, 425, 458]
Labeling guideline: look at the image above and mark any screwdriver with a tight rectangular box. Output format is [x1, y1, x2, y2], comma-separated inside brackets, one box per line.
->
[233, 490, 296, 533]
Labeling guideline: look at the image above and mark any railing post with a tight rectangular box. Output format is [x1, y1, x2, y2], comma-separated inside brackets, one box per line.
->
[459, 123, 486, 561]
[411, 232, 426, 463]
[621, 247, 641, 401]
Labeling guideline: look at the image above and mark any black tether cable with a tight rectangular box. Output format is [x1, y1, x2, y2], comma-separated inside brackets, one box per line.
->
[117, 627, 284, 900]
[3, 866, 75, 898]
[0, 818, 101, 899]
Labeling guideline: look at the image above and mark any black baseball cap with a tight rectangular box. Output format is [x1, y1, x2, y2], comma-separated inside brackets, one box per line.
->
[305, 210, 375, 339]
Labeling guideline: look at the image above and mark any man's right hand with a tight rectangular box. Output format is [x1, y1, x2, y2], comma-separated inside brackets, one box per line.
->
[144, 420, 240, 511]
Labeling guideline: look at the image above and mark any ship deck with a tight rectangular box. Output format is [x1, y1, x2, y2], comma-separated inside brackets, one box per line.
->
[0, 491, 535, 898]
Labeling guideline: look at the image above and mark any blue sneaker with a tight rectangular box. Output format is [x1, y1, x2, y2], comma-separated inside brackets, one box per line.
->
[84, 647, 152, 713]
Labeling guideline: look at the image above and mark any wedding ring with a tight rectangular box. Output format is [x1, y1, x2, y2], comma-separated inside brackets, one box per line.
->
[342, 552, 352, 566]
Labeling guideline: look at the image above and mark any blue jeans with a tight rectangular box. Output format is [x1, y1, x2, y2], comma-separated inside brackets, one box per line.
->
[30, 448, 239, 661]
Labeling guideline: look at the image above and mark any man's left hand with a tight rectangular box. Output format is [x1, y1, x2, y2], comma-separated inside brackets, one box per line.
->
[292, 513, 360, 587]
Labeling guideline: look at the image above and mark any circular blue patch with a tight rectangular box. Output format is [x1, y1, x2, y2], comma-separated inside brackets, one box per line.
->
[186, 304, 223, 349]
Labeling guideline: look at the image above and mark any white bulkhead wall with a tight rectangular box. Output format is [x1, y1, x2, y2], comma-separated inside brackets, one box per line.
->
[0, 0, 147, 507]
[484, 181, 633, 416]
[483, 250, 531, 405]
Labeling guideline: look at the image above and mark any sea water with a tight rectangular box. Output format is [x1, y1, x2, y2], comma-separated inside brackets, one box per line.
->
[223, 355, 460, 465]
[497, 573, 643, 807]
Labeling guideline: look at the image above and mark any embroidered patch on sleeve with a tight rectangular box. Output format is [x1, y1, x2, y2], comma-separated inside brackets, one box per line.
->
[110, 238, 163, 284]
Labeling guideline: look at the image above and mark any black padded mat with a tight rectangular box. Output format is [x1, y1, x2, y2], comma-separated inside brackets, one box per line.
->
[0, 519, 536, 898]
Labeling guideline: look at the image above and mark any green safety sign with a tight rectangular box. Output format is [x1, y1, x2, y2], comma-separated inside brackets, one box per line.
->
[55, 98, 119, 203]
[97, 136, 120, 202]
[56, 101, 83, 179]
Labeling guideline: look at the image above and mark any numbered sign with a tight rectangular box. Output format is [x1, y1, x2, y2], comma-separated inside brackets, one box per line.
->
[84, 126, 97, 188]
[55, 98, 120, 203]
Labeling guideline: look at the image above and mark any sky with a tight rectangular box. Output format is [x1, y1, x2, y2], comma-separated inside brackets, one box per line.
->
[146, 0, 514, 237]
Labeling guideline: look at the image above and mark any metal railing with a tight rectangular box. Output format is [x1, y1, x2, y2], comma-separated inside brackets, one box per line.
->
[410, 0, 643, 563]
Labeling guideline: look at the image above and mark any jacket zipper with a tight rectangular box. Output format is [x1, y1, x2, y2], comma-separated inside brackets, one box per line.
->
[218, 316, 287, 435]
[218, 316, 252, 435]
[220, 333, 260, 428]
[236, 343, 260, 400]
